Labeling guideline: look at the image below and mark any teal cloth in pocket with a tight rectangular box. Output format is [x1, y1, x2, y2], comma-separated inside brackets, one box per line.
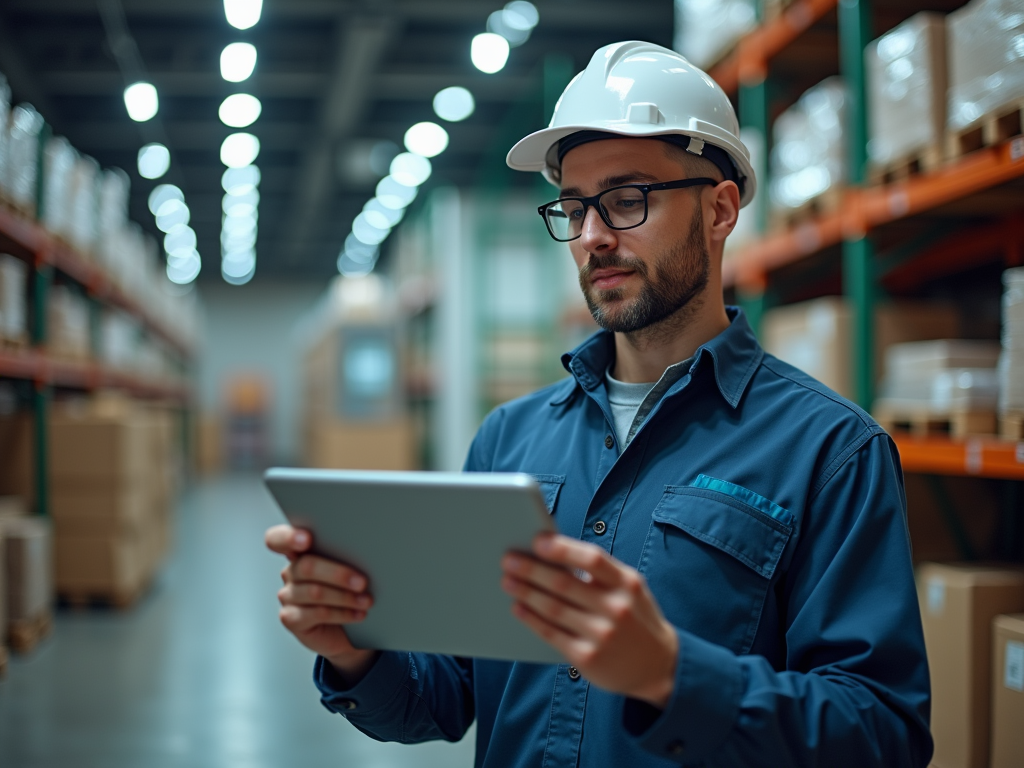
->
[690, 474, 793, 526]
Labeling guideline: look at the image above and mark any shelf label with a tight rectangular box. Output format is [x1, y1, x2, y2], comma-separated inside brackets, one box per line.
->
[965, 439, 983, 474]
[1011, 137, 1024, 163]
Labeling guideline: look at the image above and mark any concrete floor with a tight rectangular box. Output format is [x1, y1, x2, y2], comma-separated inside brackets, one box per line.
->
[0, 475, 476, 768]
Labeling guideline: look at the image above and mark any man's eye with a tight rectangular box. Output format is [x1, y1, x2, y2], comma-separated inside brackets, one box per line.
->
[615, 198, 643, 209]
[568, 208, 584, 219]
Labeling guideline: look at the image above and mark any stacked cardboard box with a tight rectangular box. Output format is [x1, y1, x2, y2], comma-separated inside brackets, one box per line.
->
[999, 267, 1024, 430]
[917, 563, 1024, 768]
[0, 515, 53, 650]
[991, 613, 1024, 768]
[50, 396, 173, 603]
[0, 254, 28, 346]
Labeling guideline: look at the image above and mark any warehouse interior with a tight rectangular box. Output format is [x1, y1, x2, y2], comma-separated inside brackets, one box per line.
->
[1, 0, 1024, 766]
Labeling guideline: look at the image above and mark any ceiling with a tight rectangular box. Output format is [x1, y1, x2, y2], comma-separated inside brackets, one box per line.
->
[0, 0, 674, 281]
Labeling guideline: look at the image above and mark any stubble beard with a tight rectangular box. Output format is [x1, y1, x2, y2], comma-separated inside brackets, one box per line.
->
[578, 208, 710, 345]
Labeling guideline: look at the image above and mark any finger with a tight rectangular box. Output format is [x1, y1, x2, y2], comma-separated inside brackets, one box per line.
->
[533, 534, 625, 587]
[279, 582, 372, 611]
[503, 575, 611, 641]
[510, 601, 586, 662]
[265, 525, 312, 555]
[279, 604, 366, 634]
[502, 553, 602, 611]
[287, 555, 368, 592]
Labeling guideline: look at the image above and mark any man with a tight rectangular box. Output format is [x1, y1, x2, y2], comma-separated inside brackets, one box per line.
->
[266, 41, 932, 767]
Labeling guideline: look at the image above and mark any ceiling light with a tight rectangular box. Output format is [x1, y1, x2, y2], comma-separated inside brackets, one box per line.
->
[487, 10, 530, 47]
[156, 199, 190, 232]
[223, 247, 256, 264]
[222, 254, 256, 283]
[389, 152, 432, 186]
[222, 164, 261, 195]
[220, 132, 260, 167]
[167, 254, 201, 285]
[220, 42, 257, 82]
[224, 0, 262, 30]
[471, 33, 510, 74]
[222, 213, 257, 236]
[222, 229, 257, 251]
[148, 184, 183, 216]
[433, 86, 475, 122]
[364, 198, 403, 227]
[352, 213, 390, 245]
[404, 121, 449, 158]
[337, 253, 374, 276]
[124, 82, 158, 122]
[345, 233, 379, 260]
[504, 1, 539, 30]
[137, 143, 170, 179]
[376, 175, 417, 209]
[164, 225, 197, 254]
[222, 189, 259, 217]
[219, 93, 262, 128]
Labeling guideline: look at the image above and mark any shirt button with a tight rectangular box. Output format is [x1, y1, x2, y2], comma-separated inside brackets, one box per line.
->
[666, 740, 684, 756]
[568, 666, 581, 680]
[604, 435, 614, 449]
[592, 520, 607, 535]
[337, 699, 357, 711]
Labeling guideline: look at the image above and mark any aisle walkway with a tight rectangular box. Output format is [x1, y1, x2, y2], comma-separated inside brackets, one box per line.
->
[0, 475, 476, 768]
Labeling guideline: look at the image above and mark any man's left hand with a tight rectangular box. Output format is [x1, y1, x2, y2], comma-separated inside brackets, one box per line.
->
[501, 533, 678, 709]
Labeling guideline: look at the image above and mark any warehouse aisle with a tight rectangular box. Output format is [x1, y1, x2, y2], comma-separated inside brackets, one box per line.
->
[0, 476, 476, 768]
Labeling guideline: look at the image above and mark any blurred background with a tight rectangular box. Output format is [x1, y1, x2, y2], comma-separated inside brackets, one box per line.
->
[0, 0, 1023, 766]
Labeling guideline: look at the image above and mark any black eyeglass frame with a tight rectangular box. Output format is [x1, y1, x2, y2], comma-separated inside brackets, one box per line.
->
[537, 177, 718, 242]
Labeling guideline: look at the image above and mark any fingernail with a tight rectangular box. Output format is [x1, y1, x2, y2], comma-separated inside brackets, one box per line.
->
[505, 556, 523, 573]
[349, 575, 365, 590]
[356, 595, 371, 607]
[536, 536, 554, 555]
[295, 531, 310, 547]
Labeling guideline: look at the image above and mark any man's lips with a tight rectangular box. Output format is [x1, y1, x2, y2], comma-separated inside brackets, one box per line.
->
[589, 268, 634, 290]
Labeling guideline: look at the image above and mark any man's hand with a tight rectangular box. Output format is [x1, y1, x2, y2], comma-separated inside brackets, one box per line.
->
[501, 533, 678, 708]
[265, 524, 379, 684]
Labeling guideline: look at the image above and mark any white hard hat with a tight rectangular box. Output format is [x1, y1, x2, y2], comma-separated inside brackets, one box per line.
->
[506, 40, 756, 208]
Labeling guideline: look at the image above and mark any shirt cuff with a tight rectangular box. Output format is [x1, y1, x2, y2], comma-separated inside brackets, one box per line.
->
[313, 651, 411, 716]
[624, 628, 744, 762]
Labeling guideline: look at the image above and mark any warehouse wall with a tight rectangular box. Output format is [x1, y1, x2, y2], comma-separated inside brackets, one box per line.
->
[197, 279, 326, 464]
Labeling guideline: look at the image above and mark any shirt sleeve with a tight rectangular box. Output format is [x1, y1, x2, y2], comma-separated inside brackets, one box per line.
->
[624, 433, 934, 767]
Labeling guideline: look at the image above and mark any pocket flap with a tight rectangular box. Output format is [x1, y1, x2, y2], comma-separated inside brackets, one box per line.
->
[529, 474, 565, 514]
[652, 486, 791, 578]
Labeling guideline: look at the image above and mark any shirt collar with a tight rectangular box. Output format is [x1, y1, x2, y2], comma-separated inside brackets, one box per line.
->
[551, 306, 763, 409]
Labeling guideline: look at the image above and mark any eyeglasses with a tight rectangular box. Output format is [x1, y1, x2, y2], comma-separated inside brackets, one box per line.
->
[537, 178, 717, 242]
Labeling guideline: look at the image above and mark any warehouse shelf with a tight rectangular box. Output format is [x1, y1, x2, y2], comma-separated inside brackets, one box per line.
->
[0, 348, 190, 402]
[892, 434, 1024, 481]
[0, 205, 193, 360]
[724, 136, 1024, 290]
[709, 0, 839, 92]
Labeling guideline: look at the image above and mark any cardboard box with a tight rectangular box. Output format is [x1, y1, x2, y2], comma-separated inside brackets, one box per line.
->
[0, 496, 27, 520]
[917, 564, 1024, 768]
[50, 481, 149, 535]
[54, 529, 145, 596]
[0, 516, 53, 622]
[50, 407, 148, 483]
[196, 413, 223, 476]
[992, 613, 1024, 768]
[0, 412, 33, 507]
[306, 419, 417, 471]
[761, 298, 960, 400]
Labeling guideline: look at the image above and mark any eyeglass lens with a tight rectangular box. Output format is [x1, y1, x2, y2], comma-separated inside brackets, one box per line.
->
[544, 186, 647, 241]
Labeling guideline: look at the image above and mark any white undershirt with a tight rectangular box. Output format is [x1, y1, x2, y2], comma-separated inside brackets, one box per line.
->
[604, 356, 695, 452]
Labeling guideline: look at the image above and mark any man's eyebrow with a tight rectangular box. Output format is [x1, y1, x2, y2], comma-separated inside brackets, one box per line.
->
[559, 172, 663, 198]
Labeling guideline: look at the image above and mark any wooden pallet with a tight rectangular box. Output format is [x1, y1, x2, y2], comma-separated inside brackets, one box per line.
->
[869, 144, 946, 185]
[59, 576, 151, 611]
[947, 99, 1024, 159]
[874, 404, 997, 440]
[0, 335, 29, 351]
[1000, 410, 1024, 441]
[769, 186, 844, 231]
[8, 611, 52, 654]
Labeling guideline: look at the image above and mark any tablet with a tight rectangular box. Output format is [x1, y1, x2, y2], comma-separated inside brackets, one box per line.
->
[263, 467, 562, 665]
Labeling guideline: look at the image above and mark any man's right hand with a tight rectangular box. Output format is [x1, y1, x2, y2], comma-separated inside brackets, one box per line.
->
[265, 524, 380, 684]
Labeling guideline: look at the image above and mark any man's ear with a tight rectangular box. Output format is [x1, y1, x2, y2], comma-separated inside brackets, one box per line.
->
[707, 180, 741, 244]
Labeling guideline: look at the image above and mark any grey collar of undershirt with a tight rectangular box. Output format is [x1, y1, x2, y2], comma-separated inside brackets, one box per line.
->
[605, 355, 694, 448]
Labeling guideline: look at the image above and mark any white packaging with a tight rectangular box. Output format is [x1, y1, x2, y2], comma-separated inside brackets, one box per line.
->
[42, 136, 76, 239]
[0, 74, 11, 196]
[947, 0, 1024, 131]
[6, 104, 44, 214]
[673, 0, 757, 69]
[866, 13, 947, 165]
[47, 285, 91, 360]
[98, 310, 139, 372]
[1000, 266, 1024, 412]
[0, 254, 28, 343]
[769, 77, 847, 210]
[68, 154, 100, 255]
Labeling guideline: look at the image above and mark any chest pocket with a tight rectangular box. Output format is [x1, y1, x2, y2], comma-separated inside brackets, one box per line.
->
[529, 474, 565, 515]
[638, 483, 792, 655]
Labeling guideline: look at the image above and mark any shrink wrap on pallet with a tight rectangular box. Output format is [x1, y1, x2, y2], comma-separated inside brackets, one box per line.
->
[947, 0, 1024, 132]
[68, 154, 99, 255]
[1000, 266, 1024, 412]
[0, 516, 53, 624]
[866, 13, 948, 166]
[47, 285, 91, 360]
[673, 0, 756, 69]
[878, 340, 1001, 411]
[5, 104, 44, 215]
[97, 168, 130, 270]
[0, 254, 28, 344]
[0, 74, 10, 196]
[42, 136, 76, 239]
[769, 77, 847, 211]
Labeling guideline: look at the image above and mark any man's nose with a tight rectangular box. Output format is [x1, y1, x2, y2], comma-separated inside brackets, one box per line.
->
[578, 205, 617, 253]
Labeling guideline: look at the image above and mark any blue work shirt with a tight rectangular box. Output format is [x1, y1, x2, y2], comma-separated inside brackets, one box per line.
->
[313, 308, 933, 768]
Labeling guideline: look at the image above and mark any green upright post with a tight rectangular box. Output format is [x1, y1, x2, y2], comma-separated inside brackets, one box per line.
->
[738, 73, 771, 336]
[839, 0, 875, 409]
[32, 262, 51, 517]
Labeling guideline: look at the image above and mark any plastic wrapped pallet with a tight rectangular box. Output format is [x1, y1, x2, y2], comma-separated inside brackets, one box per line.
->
[68, 154, 100, 255]
[1000, 266, 1024, 413]
[0, 254, 28, 345]
[6, 104, 44, 216]
[0, 74, 10, 197]
[673, 0, 756, 69]
[769, 77, 847, 211]
[47, 284, 91, 360]
[0, 516, 53, 626]
[877, 340, 1002, 411]
[866, 13, 947, 167]
[42, 136, 76, 240]
[947, 0, 1024, 132]
[97, 168, 130, 271]
[98, 310, 139, 372]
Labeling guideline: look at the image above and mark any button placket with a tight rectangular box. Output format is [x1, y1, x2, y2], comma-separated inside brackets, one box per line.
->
[592, 520, 606, 535]
[604, 434, 614, 449]
[567, 665, 581, 680]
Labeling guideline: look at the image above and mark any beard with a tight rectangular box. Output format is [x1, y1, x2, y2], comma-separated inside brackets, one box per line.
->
[578, 207, 710, 335]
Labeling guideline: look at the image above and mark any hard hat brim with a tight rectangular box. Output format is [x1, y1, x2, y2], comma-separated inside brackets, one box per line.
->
[506, 124, 757, 209]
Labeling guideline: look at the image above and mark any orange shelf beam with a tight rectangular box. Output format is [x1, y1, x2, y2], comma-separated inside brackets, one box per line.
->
[0, 348, 191, 403]
[893, 435, 1024, 481]
[726, 136, 1024, 290]
[710, 0, 839, 93]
